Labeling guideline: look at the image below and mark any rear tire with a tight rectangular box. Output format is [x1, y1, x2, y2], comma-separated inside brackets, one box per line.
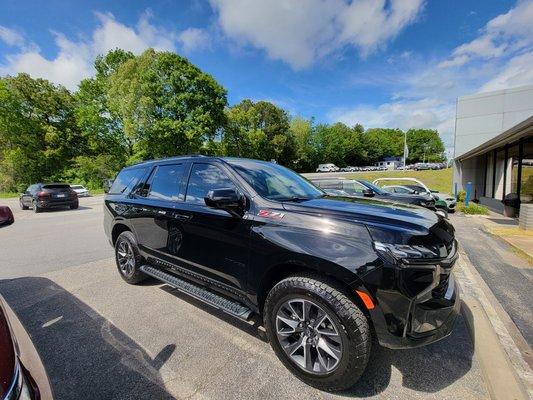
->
[70, 202, 79, 209]
[115, 231, 147, 284]
[32, 200, 41, 213]
[264, 274, 371, 392]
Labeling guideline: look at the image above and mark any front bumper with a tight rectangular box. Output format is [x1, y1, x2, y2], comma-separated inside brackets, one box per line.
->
[375, 275, 460, 349]
[362, 242, 460, 349]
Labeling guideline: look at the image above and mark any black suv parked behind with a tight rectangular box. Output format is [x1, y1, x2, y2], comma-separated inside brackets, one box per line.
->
[19, 183, 78, 213]
[104, 156, 460, 391]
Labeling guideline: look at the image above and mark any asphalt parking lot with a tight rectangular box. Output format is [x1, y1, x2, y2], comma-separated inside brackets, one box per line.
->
[0, 196, 490, 399]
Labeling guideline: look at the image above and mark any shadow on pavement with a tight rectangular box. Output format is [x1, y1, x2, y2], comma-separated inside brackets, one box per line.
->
[160, 284, 475, 397]
[0, 277, 176, 400]
[346, 316, 474, 397]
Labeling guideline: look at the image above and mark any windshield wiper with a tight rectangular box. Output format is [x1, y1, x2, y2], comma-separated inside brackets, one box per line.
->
[280, 196, 312, 202]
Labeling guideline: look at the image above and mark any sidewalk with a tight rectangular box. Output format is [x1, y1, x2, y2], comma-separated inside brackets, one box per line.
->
[451, 213, 533, 398]
[451, 213, 533, 346]
[476, 212, 533, 261]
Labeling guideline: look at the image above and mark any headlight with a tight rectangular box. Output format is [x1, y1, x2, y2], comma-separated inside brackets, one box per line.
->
[374, 242, 447, 264]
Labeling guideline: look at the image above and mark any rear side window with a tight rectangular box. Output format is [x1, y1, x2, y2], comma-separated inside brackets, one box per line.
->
[109, 167, 148, 195]
[146, 164, 185, 201]
[342, 181, 366, 194]
[42, 184, 70, 190]
[185, 164, 236, 205]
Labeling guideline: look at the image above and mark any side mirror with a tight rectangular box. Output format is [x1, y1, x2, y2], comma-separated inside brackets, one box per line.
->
[362, 188, 374, 197]
[204, 188, 245, 217]
[436, 210, 448, 219]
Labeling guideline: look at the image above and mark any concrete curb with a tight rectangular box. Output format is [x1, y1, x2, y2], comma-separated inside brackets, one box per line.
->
[461, 297, 529, 400]
[456, 253, 531, 400]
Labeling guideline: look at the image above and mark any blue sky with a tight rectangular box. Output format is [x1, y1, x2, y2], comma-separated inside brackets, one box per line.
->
[1, 0, 532, 154]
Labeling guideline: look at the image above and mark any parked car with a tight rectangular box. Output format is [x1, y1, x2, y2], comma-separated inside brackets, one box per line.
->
[104, 156, 459, 391]
[312, 178, 437, 210]
[316, 163, 339, 173]
[0, 206, 14, 226]
[373, 178, 456, 213]
[0, 295, 53, 399]
[19, 183, 78, 213]
[70, 184, 90, 197]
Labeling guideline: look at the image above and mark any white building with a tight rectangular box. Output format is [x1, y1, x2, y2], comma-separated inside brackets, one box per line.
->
[453, 85, 533, 215]
[375, 157, 403, 170]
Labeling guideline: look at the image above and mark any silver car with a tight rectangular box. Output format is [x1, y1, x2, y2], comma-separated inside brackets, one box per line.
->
[70, 184, 90, 197]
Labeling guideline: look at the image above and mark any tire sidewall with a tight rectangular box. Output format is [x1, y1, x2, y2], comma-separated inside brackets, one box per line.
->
[114, 231, 145, 284]
[264, 278, 370, 390]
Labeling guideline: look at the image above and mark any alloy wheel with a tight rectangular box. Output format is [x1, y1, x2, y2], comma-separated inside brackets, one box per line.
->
[117, 240, 135, 276]
[276, 298, 342, 374]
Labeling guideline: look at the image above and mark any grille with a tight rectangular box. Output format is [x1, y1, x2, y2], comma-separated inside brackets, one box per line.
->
[432, 273, 450, 298]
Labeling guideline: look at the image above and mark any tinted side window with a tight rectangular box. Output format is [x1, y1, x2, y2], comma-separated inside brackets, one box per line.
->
[146, 164, 185, 201]
[109, 167, 148, 195]
[342, 181, 366, 194]
[185, 164, 236, 205]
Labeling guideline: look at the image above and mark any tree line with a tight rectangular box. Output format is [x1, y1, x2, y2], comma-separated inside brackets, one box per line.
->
[0, 48, 445, 192]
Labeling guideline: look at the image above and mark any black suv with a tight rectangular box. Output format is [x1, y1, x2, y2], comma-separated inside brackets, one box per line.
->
[19, 183, 78, 213]
[104, 156, 459, 391]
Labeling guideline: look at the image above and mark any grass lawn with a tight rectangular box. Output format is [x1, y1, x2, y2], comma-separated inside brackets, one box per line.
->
[0, 192, 19, 198]
[344, 167, 454, 194]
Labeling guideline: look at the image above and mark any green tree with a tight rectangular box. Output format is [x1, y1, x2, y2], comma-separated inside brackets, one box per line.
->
[223, 99, 295, 164]
[75, 49, 135, 161]
[314, 122, 365, 167]
[0, 74, 79, 191]
[406, 128, 445, 163]
[361, 128, 403, 164]
[290, 117, 316, 171]
[107, 49, 227, 160]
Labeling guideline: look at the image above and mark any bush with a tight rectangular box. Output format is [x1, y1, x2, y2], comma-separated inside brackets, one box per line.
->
[457, 202, 489, 215]
[457, 190, 466, 202]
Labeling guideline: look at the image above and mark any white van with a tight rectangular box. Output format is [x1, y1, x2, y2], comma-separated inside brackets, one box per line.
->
[316, 163, 339, 172]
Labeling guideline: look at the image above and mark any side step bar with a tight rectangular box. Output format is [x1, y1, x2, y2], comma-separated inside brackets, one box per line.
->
[140, 265, 253, 321]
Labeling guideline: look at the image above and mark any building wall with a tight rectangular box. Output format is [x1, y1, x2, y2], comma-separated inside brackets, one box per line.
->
[454, 86, 533, 159]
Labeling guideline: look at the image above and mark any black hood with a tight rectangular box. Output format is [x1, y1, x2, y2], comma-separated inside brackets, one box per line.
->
[281, 195, 453, 245]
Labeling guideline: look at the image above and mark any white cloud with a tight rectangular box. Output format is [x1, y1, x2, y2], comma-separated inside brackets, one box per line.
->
[330, 1, 533, 151]
[480, 52, 533, 92]
[209, 0, 424, 69]
[439, 0, 533, 69]
[178, 28, 210, 53]
[0, 12, 209, 90]
[0, 26, 25, 47]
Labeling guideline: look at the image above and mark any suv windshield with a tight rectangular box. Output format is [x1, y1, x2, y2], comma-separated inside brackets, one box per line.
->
[358, 180, 389, 195]
[226, 159, 324, 201]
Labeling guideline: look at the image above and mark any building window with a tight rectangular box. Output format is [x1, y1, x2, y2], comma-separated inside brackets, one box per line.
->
[521, 140, 533, 204]
[485, 151, 493, 197]
[494, 149, 506, 199]
[508, 144, 520, 198]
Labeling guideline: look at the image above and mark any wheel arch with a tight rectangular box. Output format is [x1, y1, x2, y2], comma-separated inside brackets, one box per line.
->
[257, 262, 372, 324]
[111, 223, 131, 246]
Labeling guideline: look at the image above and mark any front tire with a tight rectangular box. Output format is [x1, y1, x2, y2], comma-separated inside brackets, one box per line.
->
[264, 275, 371, 391]
[20, 200, 28, 210]
[114, 231, 147, 284]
